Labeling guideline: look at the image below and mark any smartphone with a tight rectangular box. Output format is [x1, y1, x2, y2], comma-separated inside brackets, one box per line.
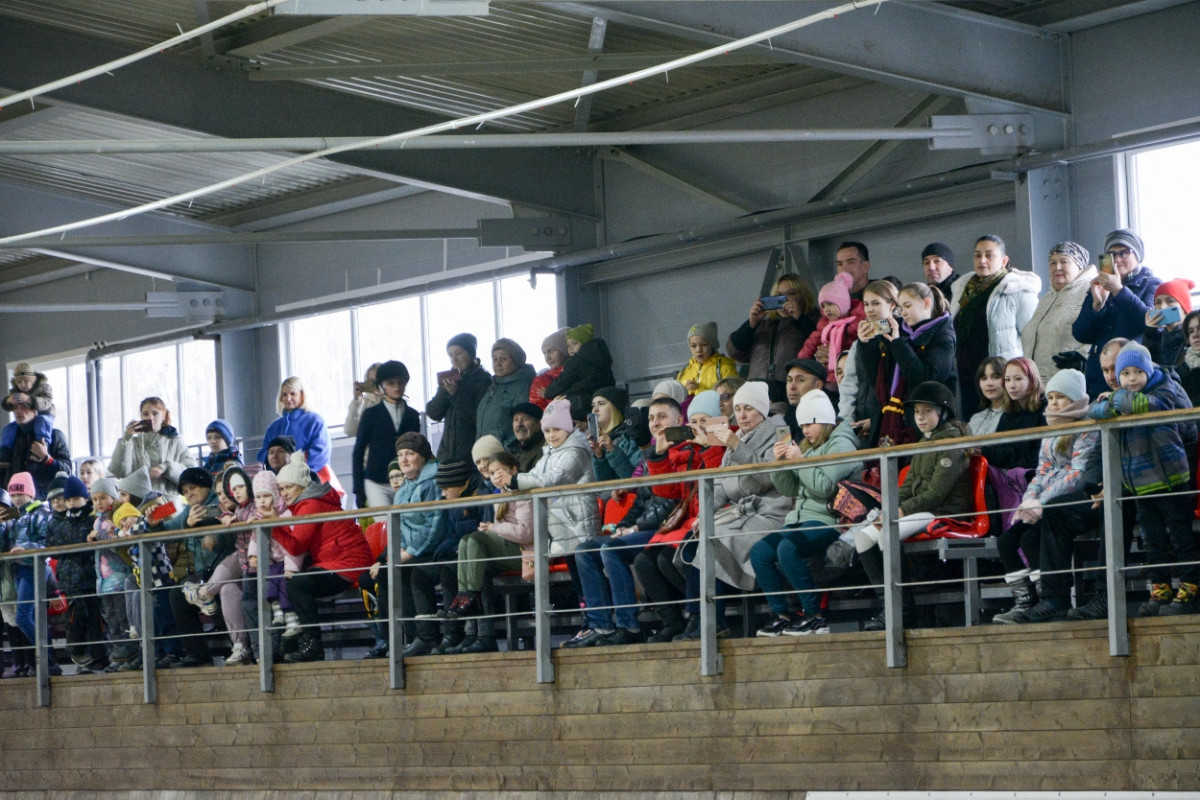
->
[147, 501, 178, 523]
[133, 419, 153, 433]
[874, 318, 892, 335]
[760, 295, 787, 311]
[587, 413, 600, 442]
[663, 425, 694, 443]
[704, 418, 730, 434]
[1098, 254, 1114, 274]
[436, 369, 460, 385]
[775, 426, 792, 444]
[1157, 305, 1183, 326]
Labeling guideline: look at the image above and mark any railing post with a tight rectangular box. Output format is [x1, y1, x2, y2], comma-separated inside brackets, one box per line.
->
[387, 511, 405, 690]
[1100, 425, 1130, 657]
[879, 453, 906, 668]
[697, 476, 722, 676]
[138, 542, 157, 703]
[254, 525, 274, 693]
[533, 496, 554, 684]
[33, 553, 50, 707]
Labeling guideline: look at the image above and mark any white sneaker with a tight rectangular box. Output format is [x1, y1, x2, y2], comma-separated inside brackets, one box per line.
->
[283, 611, 301, 637]
[128, 626, 139, 639]
[182, 581, 218, 616]
[225, 642, 253, 666]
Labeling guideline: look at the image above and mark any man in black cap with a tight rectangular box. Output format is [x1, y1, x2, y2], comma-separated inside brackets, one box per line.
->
[507, 402, 545, 473]
[264, 435, 297, 474]
[781, 358, 829, 441]
[922, 242, 958, 303]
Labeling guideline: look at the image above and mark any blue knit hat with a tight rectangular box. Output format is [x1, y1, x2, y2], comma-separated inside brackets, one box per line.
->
[687, 390, 721, 420]
[205, 419, 234, 449]
[1115, 342, 1155, 382]
[63, 476, 89, 501]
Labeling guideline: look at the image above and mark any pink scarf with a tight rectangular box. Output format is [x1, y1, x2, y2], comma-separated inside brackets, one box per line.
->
[820, 315, 859, 382]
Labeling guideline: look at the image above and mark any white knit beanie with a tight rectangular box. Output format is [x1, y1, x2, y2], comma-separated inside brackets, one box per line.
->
[731, 381, 771, 419]
[276, 452, 312, 489]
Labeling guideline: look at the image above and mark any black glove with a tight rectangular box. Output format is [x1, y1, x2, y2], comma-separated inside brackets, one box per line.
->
[1052, 351, 1087, 374]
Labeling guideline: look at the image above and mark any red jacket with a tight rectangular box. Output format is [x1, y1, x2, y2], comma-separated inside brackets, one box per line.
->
[646, 442, 725, 545]
[528, 366, 564, 409]
[272, 486, 373, 584]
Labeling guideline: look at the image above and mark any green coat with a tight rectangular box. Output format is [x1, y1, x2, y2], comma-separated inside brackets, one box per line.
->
[771, 420, 862, 526]
[899, 423, 973, 518]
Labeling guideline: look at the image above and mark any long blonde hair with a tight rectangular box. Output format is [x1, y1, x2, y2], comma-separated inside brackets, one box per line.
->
[276, 376, 310, 414]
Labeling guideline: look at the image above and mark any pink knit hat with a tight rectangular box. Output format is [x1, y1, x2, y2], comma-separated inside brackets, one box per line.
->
[818, 272, 853, 316]
[541, 398, 574, 433]
[7, 472, 34, 497]
[252, 469, 280, 499]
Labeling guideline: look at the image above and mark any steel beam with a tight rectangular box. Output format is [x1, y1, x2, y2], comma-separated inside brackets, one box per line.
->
[4, 229, 479, 249]
[560, 1, 1068, 115]
[0, 18, 596, 217]
[573, 17, 608, 132]
[246, 50, 786, 80]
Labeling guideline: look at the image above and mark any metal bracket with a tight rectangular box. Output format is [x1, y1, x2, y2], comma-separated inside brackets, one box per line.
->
[479, 217, 572, 249]
[929, 114, 1035, 155]
[145, 282, 254, 321]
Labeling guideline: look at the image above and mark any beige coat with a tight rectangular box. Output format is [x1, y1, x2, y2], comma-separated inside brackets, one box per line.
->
[1021, 265, 1096, 382]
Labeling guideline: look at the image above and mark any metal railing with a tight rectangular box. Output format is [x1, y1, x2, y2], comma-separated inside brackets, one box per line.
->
[3, 405, 1199, 706]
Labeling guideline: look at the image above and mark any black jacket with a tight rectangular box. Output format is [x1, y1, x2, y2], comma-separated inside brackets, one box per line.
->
[545, 339, 615, 410]
[352, 400, 421, 503]
[425, 361, 492, 463]
[46, 502, 96, 596]
[0, 424, 72, 498]
[982, 404, 1047, 470]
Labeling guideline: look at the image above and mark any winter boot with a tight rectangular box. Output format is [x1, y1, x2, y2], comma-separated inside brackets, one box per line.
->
[646, 603, 686, 643]
[1067, 589, 1108, 620]
[993, 570, 1038, 624]
[1159, 582, 1200, 616]
[859, 546, 913, 630]
[1138, 583, 1174, 617]
[283, 631, 324, 663]
[1022, 596, 1068, 624]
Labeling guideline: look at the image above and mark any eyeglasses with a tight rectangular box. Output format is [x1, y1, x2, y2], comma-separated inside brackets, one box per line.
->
[718, 393, 733, 402]
[1106, 247, 1133, 260]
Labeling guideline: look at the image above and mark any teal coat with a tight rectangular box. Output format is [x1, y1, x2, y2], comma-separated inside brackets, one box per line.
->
[771, 420, 862, 526]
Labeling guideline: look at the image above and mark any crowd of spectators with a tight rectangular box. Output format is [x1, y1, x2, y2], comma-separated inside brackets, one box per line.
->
[2, 228, 1198, 675]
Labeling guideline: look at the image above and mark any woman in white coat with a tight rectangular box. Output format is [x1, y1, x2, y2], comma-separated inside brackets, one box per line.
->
[1020, 242, 1096, 382]
[108, 396, 196, 495]
[950, 234, 1041, 416]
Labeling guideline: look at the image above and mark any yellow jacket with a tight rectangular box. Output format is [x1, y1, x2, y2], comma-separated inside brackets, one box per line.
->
[676, 354, 739, 395]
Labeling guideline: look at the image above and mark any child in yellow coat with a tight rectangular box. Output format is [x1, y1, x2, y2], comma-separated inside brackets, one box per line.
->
[676, 322, 739, 396]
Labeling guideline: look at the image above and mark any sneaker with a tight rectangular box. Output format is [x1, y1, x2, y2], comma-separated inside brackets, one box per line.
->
[863, 612, 885, 632]
[118, 654, 144, 672]
[1159, 582, 1200, 616]
[647, 622, 687, 643]
[178, 654, 210, 668]
[155, 654, 178, 670]
[445, 592, 482, 620]
[599, 628, 645, 646]
[675, 616, 701, 640]
[1138, 583, 1174, 617]
[1067, 593, 1108, 620]
[283, 612, 301, 637]
[459, 637, 499, 654]
[443, 635, 475, 655]
[560, 628, 610, 649]
[784, 615, 829, 636]
[1022, 599, 1065, 624]
[363, 641, 390, 660]
[401, 638, 433, 658]
[755, 614, 796, 638]
[225, 642, 254, 666]
[182, 582, 218, 617]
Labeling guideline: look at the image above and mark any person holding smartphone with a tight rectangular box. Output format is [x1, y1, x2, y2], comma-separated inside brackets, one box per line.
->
[725, 274, 817, 404]
[1144, 279, 1194, 369]
[1072, 228, 1162, 398]
[108, 396, 196, 496]
[588, 386, 645, 482]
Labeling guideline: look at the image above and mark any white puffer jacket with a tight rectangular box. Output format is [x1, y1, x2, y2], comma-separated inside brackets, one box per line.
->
[514, 429, 597, 554]
[950, 268, 1042, 362]
[1021, 266, 1097, 381]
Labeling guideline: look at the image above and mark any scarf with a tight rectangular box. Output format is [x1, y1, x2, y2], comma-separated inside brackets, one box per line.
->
[959, 267, 1007, 309]
[820, 315, 859, 382]
[1186, 348, 1200, 370]
[1045, 396, 1090, 428]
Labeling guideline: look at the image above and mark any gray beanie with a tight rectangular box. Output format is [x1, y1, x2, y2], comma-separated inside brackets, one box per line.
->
[90, 477, 122, 501]
[686, 322, 720, 353]
[1044, 368, 1088, 403]
[118, 467, 153, 502]
[653, 379, 688, 403]
[1104, 229, 1144, 263]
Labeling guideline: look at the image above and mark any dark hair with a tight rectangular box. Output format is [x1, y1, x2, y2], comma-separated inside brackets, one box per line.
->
[974, 356, 1007, 410]
[488, 451, 520, 470]
[975, 234, 1007, 254]
[1185, 310, 1200, 337]
[837, 241, 869, 261]
[899, 282, 949, 318]
[649, 396, 682, 415]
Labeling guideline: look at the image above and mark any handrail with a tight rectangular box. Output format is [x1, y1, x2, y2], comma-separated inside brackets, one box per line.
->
[6, 403, 1197, 564]
[7, 402, 1197, 703]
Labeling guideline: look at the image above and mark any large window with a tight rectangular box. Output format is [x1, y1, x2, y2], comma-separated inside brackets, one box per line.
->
[286, 273, 559, 434]
[1130, 138, 1200, 280]
[17, 362, 89, 459]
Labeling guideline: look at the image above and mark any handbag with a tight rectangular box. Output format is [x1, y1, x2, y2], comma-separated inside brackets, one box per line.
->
[47, 590, 68, 617]
[828, 478, 882, 526]
[656, 485, 698, 534]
